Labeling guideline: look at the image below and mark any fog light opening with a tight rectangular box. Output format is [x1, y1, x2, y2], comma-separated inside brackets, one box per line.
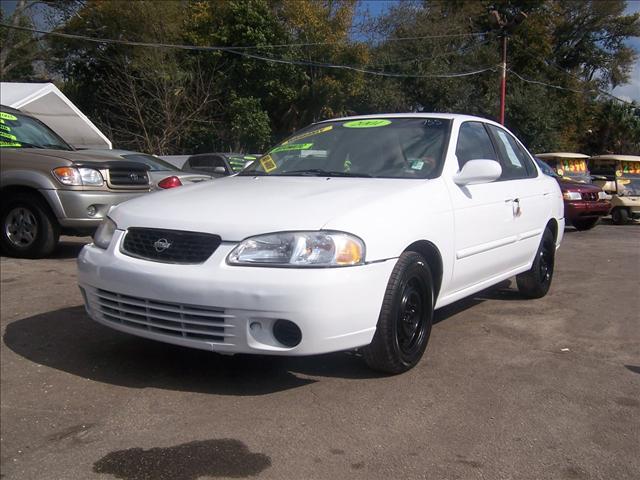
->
[87, 205, 97, 216]
[272, 320, 302, 348]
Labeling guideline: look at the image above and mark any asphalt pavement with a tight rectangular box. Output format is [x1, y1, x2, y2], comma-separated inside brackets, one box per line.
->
[1, 222, 639, 480]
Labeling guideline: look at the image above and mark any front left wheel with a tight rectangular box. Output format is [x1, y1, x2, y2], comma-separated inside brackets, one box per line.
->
[363, 252, 434, 374]
[0, 193, 60, 258]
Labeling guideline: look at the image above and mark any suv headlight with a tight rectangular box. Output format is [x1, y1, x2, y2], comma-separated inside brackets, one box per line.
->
[93, 217, 117, 249]
[227, 231, 365, 267]
[562, 191, 582, 201]
[53, 167, 104, 186]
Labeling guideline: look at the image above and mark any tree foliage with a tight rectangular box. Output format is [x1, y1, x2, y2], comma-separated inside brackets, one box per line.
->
[3, 0, 639, 154]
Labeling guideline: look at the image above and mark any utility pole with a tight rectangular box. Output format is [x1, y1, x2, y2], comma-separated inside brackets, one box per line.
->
[489, 8, 527, 125]
[499, 34, 507, 125]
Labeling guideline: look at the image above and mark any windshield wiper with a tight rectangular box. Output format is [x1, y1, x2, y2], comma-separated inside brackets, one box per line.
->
[237, 170, 270, 176]
[276, 169, 372, 178]
[11, 141, 45, 149]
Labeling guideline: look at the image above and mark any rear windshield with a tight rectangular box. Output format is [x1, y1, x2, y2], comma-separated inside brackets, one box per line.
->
[0, 110, 72, 150]
[240, 118, 451, 179]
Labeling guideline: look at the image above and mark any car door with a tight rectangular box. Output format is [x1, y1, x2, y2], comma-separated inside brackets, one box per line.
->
[445, 121, 519, 293]
[486, 125, 549, 267]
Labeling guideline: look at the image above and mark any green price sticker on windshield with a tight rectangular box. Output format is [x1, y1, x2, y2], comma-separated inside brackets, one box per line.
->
[0, 140, 21, 148]
[0, 132, 17, 141]
[0, 124, 11, 132]
[270, 143, 313, 154]
[0, 112, 17, 121]
[343, 119, 391, 128]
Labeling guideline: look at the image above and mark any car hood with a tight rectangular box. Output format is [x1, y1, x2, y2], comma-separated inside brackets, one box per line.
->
[23, 148, 132, 163]
[558, 178, 603, 193]
[109, 175, 426, 241]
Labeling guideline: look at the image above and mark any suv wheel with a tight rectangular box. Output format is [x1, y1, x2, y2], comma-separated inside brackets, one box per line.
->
[1, 193, 60, 258]
[363, 252, 434, 374]
[611, 208, 629, 225]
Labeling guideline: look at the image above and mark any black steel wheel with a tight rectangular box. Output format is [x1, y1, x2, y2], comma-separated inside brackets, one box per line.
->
[363, 251, 434, 374]
[516, 228, 555, 299]
[0, 193, 59, 258]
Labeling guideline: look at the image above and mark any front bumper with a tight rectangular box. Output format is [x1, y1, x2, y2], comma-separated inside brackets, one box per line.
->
[77, 230, 396, 356]
[564, 200, 611, 223]
[42, 189, 150, 229]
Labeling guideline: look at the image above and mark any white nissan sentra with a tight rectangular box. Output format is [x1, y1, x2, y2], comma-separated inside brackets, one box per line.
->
[78, 114, 564, 373]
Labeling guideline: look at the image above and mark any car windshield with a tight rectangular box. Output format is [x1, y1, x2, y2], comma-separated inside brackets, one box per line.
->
[228, 155, 257, 173]
[122, 153, 180, 172]
[0, 110, 73, 150]
[535, 158, 557, 177]
[618, 176, 640, 196]
[557, 158, 591, 183]
[239, 118, 451, 179]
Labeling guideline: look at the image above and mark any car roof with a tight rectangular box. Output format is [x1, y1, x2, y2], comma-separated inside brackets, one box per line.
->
[536, 152, 589, 160]
[0, 105, 23, 115]
[590, 154, 640, 162]
[316, 112, 502, 126]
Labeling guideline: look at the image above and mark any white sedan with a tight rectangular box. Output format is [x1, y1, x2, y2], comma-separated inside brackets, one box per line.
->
[77, 114, 564, 374]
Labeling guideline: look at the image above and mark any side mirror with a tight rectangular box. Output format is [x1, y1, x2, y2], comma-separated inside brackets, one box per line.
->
[213, 166, 226, 174]
[453, 159, 502, 186]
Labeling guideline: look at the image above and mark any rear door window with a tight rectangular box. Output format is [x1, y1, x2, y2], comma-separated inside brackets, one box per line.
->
[487, 126, 537, 180]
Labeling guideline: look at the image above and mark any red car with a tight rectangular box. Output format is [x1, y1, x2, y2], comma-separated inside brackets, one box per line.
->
[535, 158, 611, 230]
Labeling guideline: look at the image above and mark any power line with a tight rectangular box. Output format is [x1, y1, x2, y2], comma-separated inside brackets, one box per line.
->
[0, 23, 496, 79]
[509, 36, 635, 105]
[0, 23, 487, 50]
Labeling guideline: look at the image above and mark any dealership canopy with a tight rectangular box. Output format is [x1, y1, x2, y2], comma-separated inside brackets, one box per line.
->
[0, 82, 111, 149]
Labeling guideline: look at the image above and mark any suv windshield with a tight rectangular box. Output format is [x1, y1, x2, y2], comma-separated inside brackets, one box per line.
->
[240, 118, 451, 179]
[0, 110, 72, 150]
[122, 153, 180, 172]
[618, 176, 640, 196]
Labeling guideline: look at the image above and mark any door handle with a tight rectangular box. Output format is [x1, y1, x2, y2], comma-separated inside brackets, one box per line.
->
[513, 198, 522, 217]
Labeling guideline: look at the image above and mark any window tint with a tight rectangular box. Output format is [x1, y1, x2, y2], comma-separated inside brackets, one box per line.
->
[455, 122, 497, 169]
[487, 126, 537, 180]
[187, 155, 226, 169]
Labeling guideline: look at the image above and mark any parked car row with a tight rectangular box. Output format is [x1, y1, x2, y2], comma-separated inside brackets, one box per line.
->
[0, 106, 253, 257]
[536, 152, 640, 227]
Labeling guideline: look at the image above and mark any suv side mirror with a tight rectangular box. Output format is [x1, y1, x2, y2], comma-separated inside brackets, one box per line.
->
[453, 159, 502, 186]
[213, 166, 226, 174]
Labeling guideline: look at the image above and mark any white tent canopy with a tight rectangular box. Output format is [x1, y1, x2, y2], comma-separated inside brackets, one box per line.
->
[0, 82, 111, 149]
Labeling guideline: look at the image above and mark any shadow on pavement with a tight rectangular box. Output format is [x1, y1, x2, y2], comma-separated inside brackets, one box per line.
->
[3, 280, 527, 394]
[2, 306, 384, 395]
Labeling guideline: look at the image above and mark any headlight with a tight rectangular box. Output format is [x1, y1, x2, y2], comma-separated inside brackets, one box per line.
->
[227, 231, 365, 267]
[53, 167, 104, 186]
[598, 191, 610, 200]
[562, 191, 582, 201]
[93, 217, 117, 249]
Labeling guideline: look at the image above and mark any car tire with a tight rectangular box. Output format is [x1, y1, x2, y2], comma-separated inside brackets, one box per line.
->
[572, 217, 600, 231]
[611, 208, 629, 225]
[363, 251, 434, 374]
[516, 228, 555, 299]
[0, 193, 60, 258]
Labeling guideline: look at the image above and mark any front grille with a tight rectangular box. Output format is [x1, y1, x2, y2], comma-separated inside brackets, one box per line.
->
[92, 289, 233, 343]
[122, 228, 221, 264]
[581, 192, 598, 201]
[108, 168, 149, 187]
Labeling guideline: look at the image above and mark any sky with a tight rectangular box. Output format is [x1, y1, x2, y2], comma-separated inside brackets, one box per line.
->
[611, 0, 640, 102]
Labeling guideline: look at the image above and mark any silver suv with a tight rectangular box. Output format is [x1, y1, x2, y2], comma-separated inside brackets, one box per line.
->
[0, 106, 151, 258]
